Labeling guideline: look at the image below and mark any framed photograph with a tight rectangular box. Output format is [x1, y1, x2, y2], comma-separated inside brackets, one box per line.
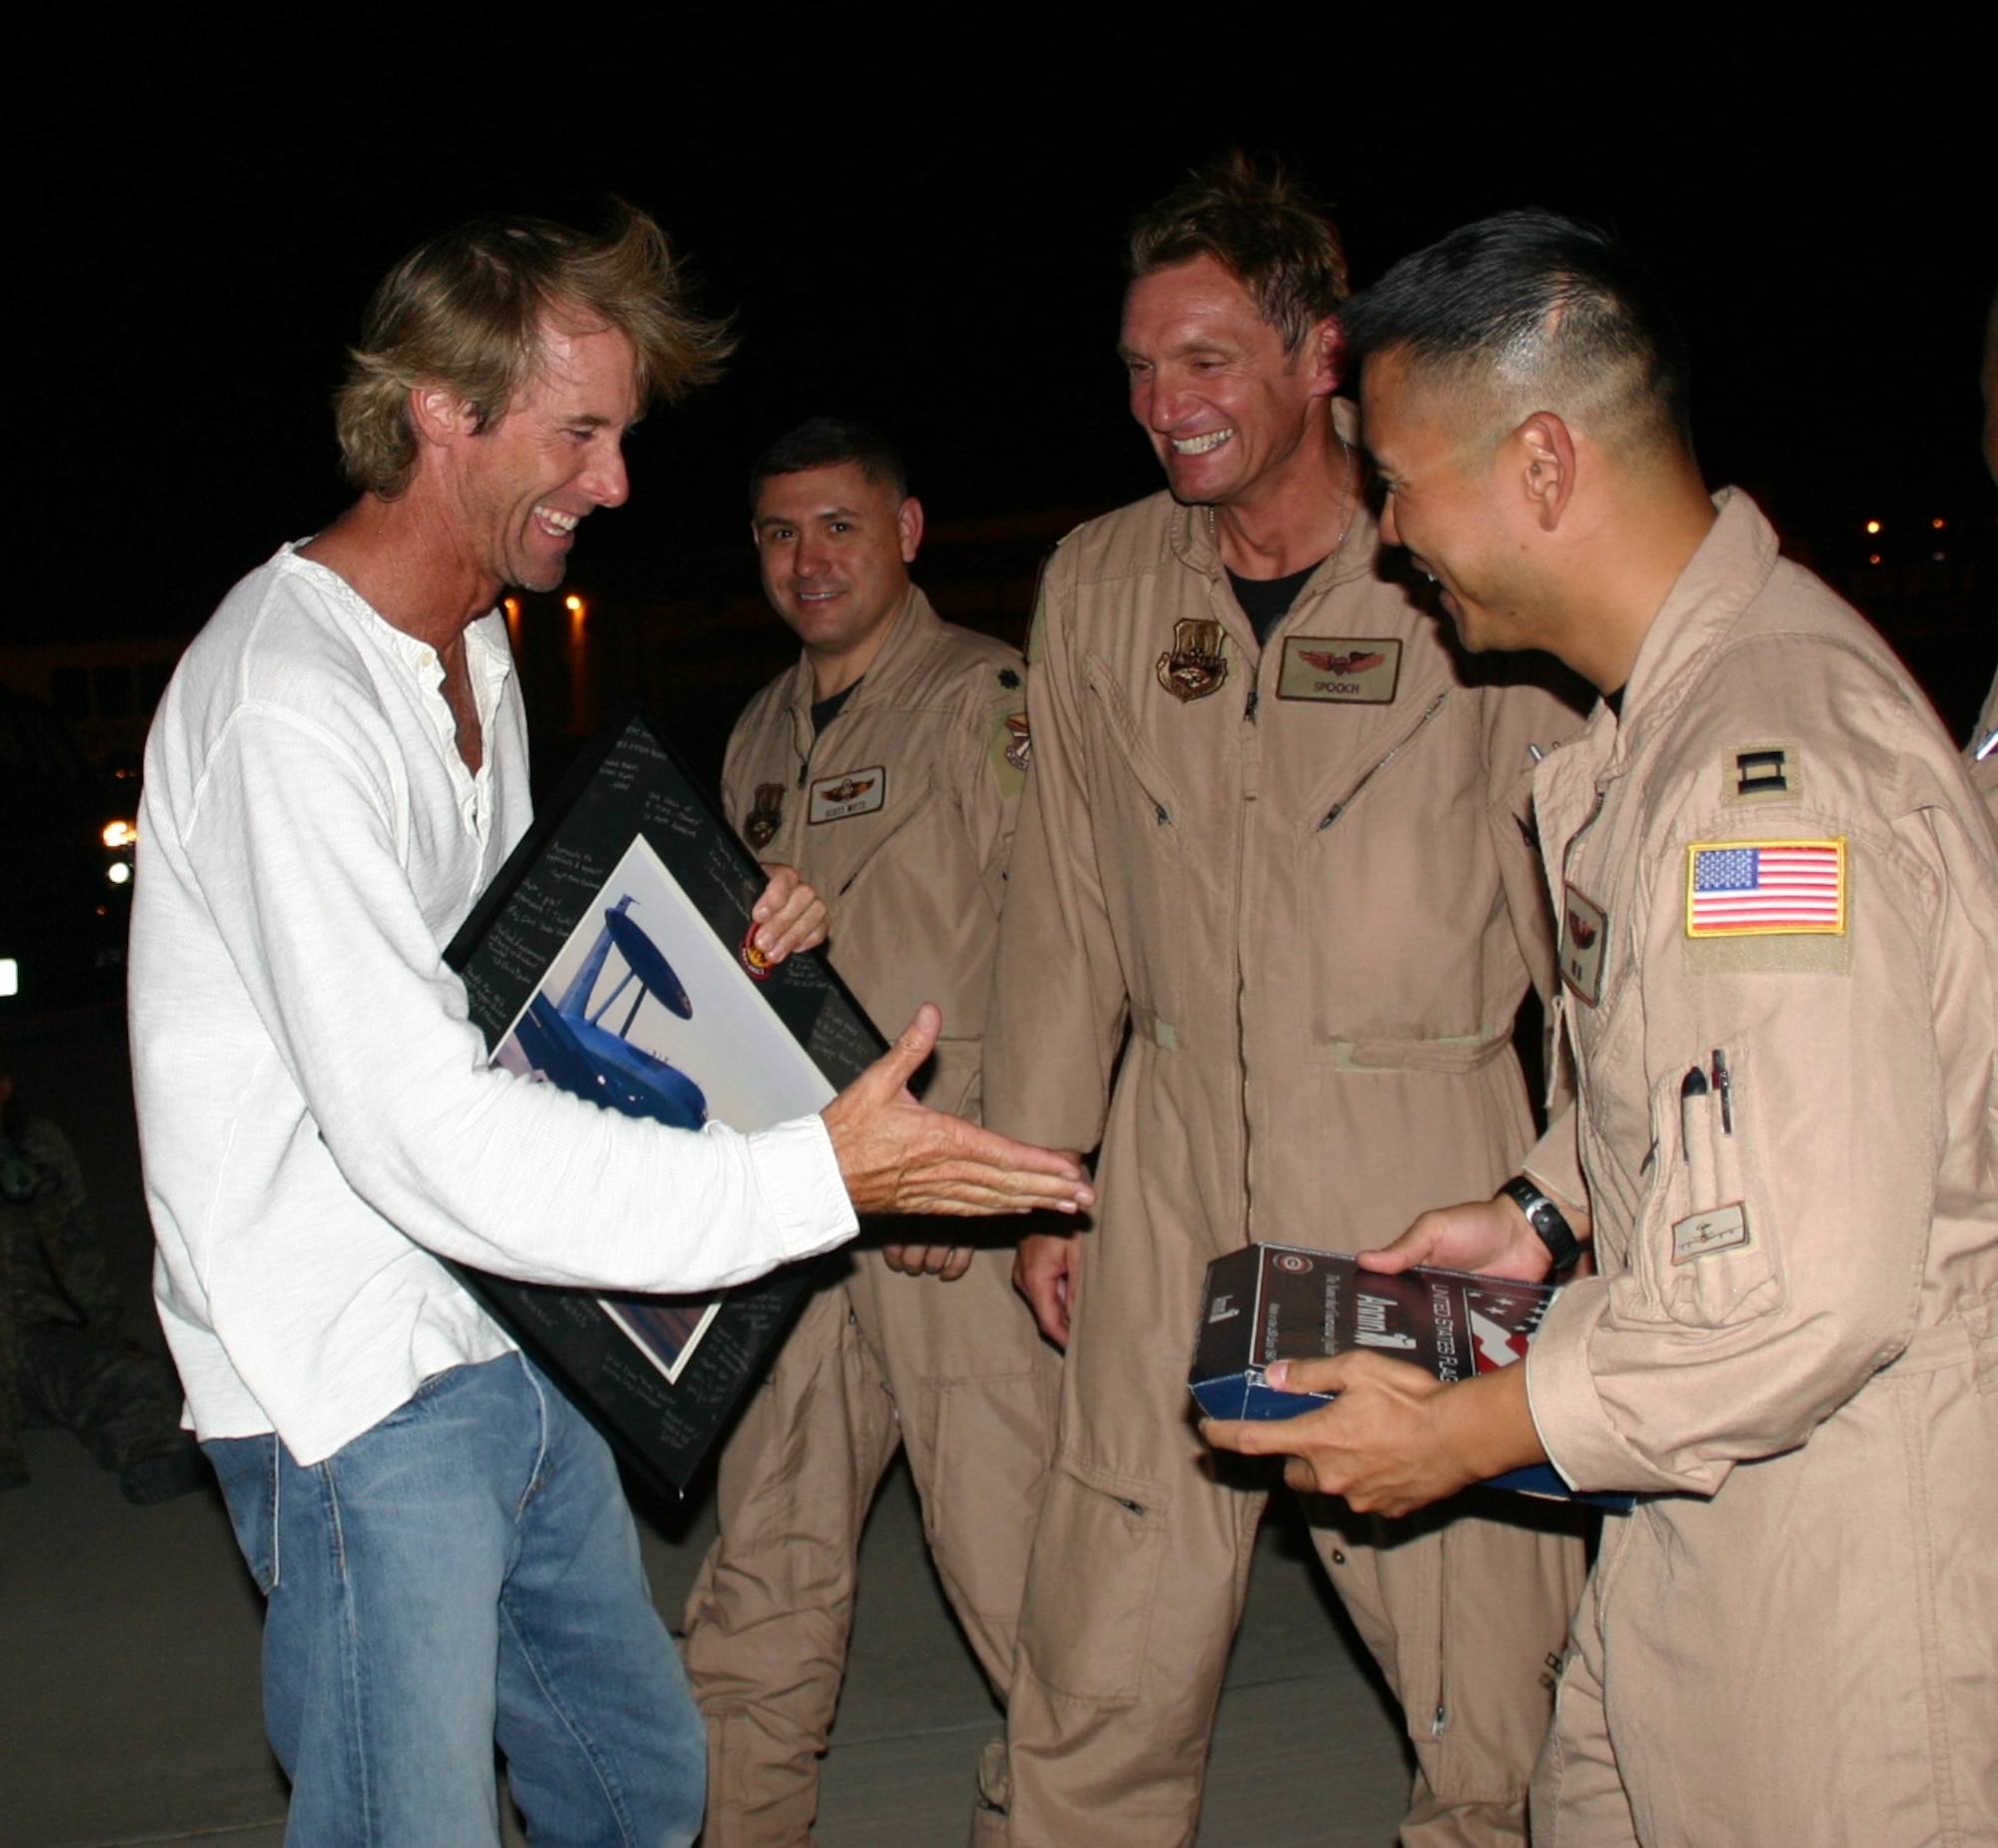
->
[444, 706, 883, 1493]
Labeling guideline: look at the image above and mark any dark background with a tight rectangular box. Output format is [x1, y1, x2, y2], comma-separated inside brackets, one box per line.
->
[14, 17, 1995, 726]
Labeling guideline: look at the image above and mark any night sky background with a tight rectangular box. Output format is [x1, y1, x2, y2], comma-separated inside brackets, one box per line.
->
[16, 17, 1994, 649]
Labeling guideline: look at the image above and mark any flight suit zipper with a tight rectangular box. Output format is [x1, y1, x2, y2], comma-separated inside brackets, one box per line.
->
[1235, 639, 1267, 1241]
[1315, 692, 1449, 832]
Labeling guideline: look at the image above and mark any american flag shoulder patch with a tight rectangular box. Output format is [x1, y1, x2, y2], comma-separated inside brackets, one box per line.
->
[1684, 838, 1846, 938]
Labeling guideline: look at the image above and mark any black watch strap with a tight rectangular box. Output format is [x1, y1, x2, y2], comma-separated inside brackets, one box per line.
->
[1499, 1175, 1583, 1277]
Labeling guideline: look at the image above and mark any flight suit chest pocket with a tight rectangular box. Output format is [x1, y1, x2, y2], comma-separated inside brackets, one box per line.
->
[1628, 1048, 1785, 1330]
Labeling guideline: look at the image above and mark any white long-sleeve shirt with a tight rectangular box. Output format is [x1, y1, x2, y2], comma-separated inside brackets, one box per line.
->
[132, 547, 856, 1465]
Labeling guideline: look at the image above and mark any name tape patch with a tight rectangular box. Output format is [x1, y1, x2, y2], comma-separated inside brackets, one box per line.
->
[808, 766, 887, 824]
[1672, 1203, 1751, 1264]
[1277, 636, 1403, 704]
[1560, 886, 1608, 1007]
[1685, 839, 1846, 938]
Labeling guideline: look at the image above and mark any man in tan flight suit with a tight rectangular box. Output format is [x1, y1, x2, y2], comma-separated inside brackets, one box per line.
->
[681, 419, 1058, 1847]
[1213, 211, 1997, 1848]
[983, 156, 1589, 1847]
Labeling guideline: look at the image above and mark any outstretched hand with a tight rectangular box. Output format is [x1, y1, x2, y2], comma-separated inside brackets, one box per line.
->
[824, 1005, 1095, 1219]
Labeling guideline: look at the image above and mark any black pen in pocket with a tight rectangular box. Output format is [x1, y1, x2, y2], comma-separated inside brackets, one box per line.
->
[1681, 1065, 1715, 1208]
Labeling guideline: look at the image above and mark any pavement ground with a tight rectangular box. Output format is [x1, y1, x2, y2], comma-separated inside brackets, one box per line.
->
[0, 1010, 1414, 1847]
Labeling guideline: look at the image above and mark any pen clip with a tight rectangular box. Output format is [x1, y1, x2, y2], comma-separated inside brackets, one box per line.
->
[1709, 1050, 1733, 1135]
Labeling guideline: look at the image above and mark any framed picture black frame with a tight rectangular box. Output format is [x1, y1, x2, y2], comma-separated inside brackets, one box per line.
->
[443, 704, 884, 1493]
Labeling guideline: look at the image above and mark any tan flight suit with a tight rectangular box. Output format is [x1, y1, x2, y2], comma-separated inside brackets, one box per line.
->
[983, 487, 1591, 1848]
[1517, 491, 1997, 1848]
[1969, 672, 1996, 820]
[680, 588, 1060, 1847]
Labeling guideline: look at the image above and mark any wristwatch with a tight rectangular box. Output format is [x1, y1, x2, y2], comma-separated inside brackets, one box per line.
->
[1499, 1175, 1584, 1278]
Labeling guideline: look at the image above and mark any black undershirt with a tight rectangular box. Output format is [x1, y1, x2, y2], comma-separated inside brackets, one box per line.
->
[811, 678, 861, 735]
[1227, 562, 1325, 645]
[1603, 686, 1625, 719]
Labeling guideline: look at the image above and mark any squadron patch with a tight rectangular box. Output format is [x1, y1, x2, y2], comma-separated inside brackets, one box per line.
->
[1685, 840, 1845, 937]
[1559, 886, 1608, 1007]
[1276, 636, 1403, 704]
[743, 782, 785, 850]
[1157, 618, 1230, 703]
[1721, 742, 1803, 808]
[808, 766, 887, 824]
[990, 709, 1031, 797]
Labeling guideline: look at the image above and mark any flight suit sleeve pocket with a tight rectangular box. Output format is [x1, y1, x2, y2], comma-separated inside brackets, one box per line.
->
[1020, 1453, 1172, 1705]
[1631, 1049, 1786, 1331]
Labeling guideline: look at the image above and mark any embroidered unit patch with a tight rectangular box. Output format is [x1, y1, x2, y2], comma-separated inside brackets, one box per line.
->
[1156, 618, 1230, 702]
[1685, 839, 1845, 937]
[743, 782, 785, 849]
[990, 710, 1030, 796]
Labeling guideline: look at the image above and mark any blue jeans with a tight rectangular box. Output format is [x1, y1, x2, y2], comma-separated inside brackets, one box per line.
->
[205, 1354, 704, 1847]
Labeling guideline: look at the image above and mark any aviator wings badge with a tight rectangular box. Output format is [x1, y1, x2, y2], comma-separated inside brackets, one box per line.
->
[1156, 618, 1230, 703]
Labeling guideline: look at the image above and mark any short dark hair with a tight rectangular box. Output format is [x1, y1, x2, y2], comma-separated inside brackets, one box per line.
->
[336, 201, 733, 498]
[1127, 151, 1351, 355]
[748, 417, 908, 508]
[1342, 210, 1692, 460]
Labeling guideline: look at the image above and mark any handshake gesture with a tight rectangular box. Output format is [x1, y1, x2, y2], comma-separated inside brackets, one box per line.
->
[822, 1003, 1093, 1221]
[745, 867, 1093, 1228]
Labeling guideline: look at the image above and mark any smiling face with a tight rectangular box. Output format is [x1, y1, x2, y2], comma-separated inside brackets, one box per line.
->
[752, 462, 920, 674]
[447, 320, 640, 595]
[1120, 254, 1337, 510]
[1360, 346, 1544, 654]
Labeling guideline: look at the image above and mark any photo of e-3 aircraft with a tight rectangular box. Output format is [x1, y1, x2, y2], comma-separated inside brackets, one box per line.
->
[509, 895, 709, 1131]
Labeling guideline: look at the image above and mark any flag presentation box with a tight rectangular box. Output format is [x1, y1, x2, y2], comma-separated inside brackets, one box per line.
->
[1189, 1243, 1631, 1508]
[444, 706, 886, 1495]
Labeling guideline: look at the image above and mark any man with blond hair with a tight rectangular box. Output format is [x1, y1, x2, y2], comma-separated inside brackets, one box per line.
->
[131, 207, 1091, 1848]
[984, 157, 1587, 1846]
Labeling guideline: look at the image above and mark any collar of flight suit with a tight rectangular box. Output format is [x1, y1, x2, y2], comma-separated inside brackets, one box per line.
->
[778, 583, 944, 761]
[1598, 488, 1780, 775]
[1534, 490, 1780, 802]
[1529, 490, 1783, 939]
[1166, 491, 1398, 664]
